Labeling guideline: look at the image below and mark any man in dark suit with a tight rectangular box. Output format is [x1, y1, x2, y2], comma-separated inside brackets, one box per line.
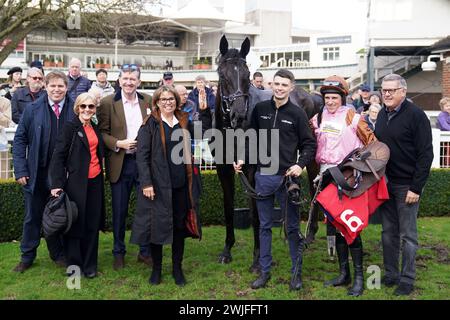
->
[12, 71, 76, 272]
[97, 64, 152, 270]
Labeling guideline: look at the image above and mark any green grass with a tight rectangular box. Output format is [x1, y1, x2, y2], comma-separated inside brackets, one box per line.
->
[0, 217, 449, 300]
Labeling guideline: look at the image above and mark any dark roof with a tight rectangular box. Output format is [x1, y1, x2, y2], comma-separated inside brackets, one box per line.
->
[430, 36, 450, 53]
[374, 46, 431, 56]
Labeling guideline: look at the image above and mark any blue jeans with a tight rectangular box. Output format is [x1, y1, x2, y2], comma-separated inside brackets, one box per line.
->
[255, 172, 302, 274]
[379, 182, 419, 285]
[111, 155, 150, 257]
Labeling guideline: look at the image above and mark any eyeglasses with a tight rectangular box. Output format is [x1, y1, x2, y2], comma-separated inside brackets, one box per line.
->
[79, 104, 96, 110]
[380, 88, 403, 95]
[159, 97, 176, 103]
[121, 64, 140, 72]
[29, 76, 43, 81]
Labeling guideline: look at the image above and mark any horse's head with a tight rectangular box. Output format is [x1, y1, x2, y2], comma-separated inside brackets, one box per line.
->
[217, 35, 251, 129]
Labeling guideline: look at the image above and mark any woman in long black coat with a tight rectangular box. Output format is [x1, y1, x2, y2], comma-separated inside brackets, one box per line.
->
[131, 85, 211, 286]
[49, 92, 105, 278]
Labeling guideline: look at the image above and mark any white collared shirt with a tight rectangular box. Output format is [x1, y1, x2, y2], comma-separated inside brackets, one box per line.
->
[122, 90, 142, 141]
[161, 113, 179, 128]
[48, 97, 65, 114]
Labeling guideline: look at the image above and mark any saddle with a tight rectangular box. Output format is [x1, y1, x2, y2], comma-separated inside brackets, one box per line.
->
[322, 141, 390, 198]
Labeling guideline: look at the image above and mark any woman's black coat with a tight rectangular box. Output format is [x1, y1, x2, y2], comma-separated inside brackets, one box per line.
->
[49, 117, 106, 238]
[130, 109, 207, 246]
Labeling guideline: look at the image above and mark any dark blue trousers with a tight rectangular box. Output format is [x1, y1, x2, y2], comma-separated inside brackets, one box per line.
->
[110, 154, 150, 257]
[20, 171, 64, 264]
[255, 172, 302, 274]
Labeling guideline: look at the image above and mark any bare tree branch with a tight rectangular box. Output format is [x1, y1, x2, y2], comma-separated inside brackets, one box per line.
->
[0, 0, 165, 65]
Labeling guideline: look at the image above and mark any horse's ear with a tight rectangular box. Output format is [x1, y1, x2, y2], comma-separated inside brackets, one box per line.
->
[240, 37, 250, 59]
[220, 35, 228, 55]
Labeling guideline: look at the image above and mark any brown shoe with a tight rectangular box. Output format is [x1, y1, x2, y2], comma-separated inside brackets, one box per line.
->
[137, 254, 152, 267]
[113, 255, 125, 270]
[12, 262, 32, 273]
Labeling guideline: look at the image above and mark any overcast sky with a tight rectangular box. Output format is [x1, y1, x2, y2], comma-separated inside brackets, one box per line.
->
[157, 0, 369, 33]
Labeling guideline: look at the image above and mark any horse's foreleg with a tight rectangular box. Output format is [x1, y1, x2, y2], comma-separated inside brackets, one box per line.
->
[246, 165, 261, 273]
[305, 161, 320, 244]
[217, 165, 235, 264]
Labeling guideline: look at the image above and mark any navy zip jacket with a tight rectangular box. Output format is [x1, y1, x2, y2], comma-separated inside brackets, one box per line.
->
[249, 98, 316, 175]
[375, 98, 433, 195]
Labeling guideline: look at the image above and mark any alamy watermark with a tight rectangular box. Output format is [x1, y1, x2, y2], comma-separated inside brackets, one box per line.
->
[66, 265, 81, 290]
[66, 7, 81, 30]
[170, 124, 282, 175]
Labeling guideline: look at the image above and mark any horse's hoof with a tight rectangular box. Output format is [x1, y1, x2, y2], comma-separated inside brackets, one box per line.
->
[249, 263, 261, 274]
[305, 233, 315, 245]
[218, 255, 232, 264]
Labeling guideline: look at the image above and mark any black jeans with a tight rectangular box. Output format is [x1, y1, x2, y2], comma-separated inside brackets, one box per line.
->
[379, 182, 419, 285]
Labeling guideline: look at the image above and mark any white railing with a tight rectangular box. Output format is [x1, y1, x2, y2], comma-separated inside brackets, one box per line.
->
[1, 127, 449, 180]
[432, 129, 450, 169]
[0, 144, 12, 180]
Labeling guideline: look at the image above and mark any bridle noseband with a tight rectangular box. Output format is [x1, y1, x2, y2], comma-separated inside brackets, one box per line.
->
[219, 57, 249, 120]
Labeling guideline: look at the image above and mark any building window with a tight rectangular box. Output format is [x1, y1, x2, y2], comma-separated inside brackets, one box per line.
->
[323, 47, 340, 61]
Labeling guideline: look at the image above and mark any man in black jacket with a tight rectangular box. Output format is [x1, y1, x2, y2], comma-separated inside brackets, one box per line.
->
[234, 69, 316, 290]
[11, 67, 45, 124]
[375, 74, 433, 296]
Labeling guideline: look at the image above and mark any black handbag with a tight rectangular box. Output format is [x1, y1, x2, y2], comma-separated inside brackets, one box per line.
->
[42, 191, 78, 238]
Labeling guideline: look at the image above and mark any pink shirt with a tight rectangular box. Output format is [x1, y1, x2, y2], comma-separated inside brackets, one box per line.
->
[311, 106, 363, 166]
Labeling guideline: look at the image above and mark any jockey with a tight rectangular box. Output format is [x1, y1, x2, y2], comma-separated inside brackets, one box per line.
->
[310, 75, 376, 296]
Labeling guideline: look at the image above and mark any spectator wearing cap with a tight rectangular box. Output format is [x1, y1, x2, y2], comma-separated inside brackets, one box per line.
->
[162, 72, 174, 87]
[1, 67, 24, 100]
[310, 75, 376, 297]
[30, 60, 44, 75]
[187, 75, 215, 112]
[11, 67, 46, 124]
[97, 63, 152, 271]
[67, 58, 92, 102]
[353, 84, 371, 113]
[90, 69, 114, 98]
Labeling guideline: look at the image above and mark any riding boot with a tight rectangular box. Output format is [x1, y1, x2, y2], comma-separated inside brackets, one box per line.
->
[289, 237, 304, 291]
[324, 233, 351, 287]
[149, 243, 162, 285]
[172, 232, 186, 286]
[348, 237, 364, 296]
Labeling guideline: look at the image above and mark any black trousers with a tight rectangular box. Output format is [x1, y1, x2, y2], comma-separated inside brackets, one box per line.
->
[64, 174, 102, 274]
[150, 185, 188, 267]
[21, 168, 64, 264]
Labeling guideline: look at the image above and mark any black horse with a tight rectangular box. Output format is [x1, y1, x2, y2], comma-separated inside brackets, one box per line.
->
[213, 35, 321, 270]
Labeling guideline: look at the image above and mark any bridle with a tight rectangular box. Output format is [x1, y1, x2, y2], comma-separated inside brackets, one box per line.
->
[219, 57, 249, 126]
